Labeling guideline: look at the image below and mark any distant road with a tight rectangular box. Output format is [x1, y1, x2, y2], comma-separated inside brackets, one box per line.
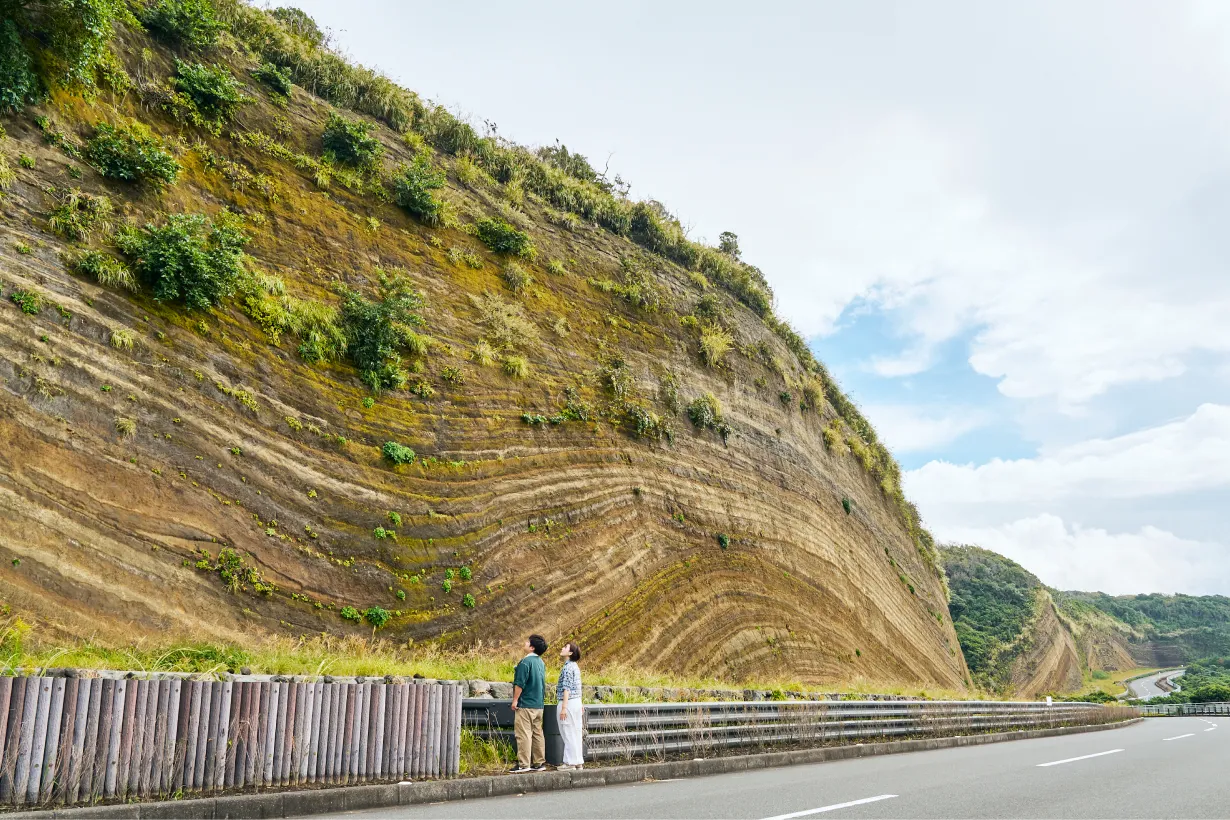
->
[326, 717, 1226, 819]
[1126, 669, 1185, 700]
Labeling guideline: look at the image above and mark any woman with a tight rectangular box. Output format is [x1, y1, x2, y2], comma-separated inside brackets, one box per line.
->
[555, 641, 584, 770]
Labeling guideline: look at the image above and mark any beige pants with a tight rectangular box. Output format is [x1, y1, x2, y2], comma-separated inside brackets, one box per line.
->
[514, 707, 545, 768]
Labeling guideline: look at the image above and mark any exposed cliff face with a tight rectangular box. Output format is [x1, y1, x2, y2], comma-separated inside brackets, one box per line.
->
[1006, 591, 1139, 697]
[1009, 592, 1083, 697]
[0, 7, 967, 689]
[941, 545, 1142, 696]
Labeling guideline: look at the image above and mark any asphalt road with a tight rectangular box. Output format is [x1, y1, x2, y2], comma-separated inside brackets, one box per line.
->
[1126, 669, 1185, 700]
[326, 717, 1226, 819]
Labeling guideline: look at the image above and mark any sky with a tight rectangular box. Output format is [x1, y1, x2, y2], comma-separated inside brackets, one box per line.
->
[288, 0, 1230, 595]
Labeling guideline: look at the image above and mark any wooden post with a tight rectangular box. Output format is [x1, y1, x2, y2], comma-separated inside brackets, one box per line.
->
[198, 682, 218, 790]
[180, 681, 200, 792]
[319, 683, 335, 783]
[51, 677, 78, 803]
[13, 676, 41, 805]
[374, 684, 387, 780]
[296, 682, 310, 784]
[411, 683, 425, 780]
[149, 680, 169, 797]
[331, 683, 344, 784]
[224, 681, 242, 790]
[0, 677, 12, 802]
[313, 683, 330, 784]
[388, 684, 402, 777]
[214, 681, 232, 792]
[233, 681, 251, 789]
[35, 677, 64, 803]
[102, 678, 125, 799]
[164, 679, 183, 795]
[66, 678, 90, 803]
[3, 676, 29, 803]
[87, 678, 112, 801]
[0, 676, 12, 794]
[251, 682, 269, 787]
[138, 680, 158, 797]
[262, 683, 280, 787]
[122, 679, 146, 798]
[25, 676, 53, 803]
[452, 684, 462, 777]
[272, 681, 289, 785]
[340, 684, 356, 785]
[356, 684, 370, 782]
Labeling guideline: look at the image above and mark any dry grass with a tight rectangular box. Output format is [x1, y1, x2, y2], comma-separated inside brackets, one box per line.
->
[0, 623, 985, 700]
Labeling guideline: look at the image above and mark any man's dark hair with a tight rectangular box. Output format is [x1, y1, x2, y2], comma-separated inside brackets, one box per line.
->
[565, 642, 581, 662]
[529, 634, 547, 655]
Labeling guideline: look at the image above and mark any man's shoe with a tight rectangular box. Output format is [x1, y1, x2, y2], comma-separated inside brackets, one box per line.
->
[530, 764, 547, 772]
[508, 766, 532, 774]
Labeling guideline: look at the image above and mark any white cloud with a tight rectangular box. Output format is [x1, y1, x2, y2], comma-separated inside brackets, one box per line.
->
[862, 404, 988, 453]
[905, 403, 1230, 507]
[938, 514, 1230, 596]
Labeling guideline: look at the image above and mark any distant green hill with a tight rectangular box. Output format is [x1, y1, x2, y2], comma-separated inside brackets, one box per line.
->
[940, 545, 1041, 690]
[1055, 592, 1230, 659]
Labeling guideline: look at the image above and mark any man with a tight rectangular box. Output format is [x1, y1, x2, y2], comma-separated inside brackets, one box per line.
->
[510, 634, 548, 773]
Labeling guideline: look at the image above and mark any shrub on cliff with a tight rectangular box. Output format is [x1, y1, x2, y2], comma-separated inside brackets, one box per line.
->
[116, 211, 248, 309]
[252, 62, 292, 97]
[86, 122, 180, 186]
[473, 217, 534, 258]
[338, 269, 426, 391]
[392, 154, 446, 225]
[381, 441, 415, 465]
[142, 0, 225, 49]
[322, 112, 383, 169]
[172, 60, 246, 126]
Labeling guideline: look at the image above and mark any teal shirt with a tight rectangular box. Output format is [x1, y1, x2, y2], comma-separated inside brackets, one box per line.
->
[512, 653, 546, 709]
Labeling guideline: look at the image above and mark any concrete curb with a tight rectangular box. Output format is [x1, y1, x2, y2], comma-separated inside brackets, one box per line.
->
[16, 719, 1143, 818]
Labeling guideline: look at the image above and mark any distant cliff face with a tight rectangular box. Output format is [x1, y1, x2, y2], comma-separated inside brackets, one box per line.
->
[0, 3, 967, 689]
[941, 545, 1142, 696]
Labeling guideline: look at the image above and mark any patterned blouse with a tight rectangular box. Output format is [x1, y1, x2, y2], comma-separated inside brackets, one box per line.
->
[556, 660, 582, 701]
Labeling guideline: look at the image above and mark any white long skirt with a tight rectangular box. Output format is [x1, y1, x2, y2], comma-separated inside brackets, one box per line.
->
[559, 697, 584, 766]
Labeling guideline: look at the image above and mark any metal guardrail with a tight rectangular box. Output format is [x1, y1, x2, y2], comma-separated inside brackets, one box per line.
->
[0, 675, 463, 809]
[1140, 701, 1230, 716]
[580, 700, 1138, 761]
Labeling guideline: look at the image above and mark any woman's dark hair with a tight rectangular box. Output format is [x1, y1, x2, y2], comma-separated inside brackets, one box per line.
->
[529, 634, 548, 655]
[566, 642, 581, 662]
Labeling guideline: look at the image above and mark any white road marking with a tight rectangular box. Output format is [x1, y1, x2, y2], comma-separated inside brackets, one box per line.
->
[1036, 749, 1124, 767]
[1205, 727, 1216, 732]
[1163, 733, 1195, 741]
[760, 794, 899, 819]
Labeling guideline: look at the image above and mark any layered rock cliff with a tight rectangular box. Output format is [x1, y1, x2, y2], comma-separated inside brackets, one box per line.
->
[0, 1, 967, 688]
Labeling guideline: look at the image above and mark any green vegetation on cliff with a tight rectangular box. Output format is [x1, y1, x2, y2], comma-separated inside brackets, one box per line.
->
[940, 545, 1040, 689]
[0, 0, 963, 688]
[1056, 592, 1230, 659]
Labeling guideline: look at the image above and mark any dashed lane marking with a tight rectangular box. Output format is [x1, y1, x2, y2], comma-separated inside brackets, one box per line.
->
[1036, 749, 1124, 767]
[760, 794, 899, 820]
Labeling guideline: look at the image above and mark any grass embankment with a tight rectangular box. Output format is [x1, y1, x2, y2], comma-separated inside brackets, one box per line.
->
[1083, 667, 1168, 698]
[0, 621, 971, 702]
